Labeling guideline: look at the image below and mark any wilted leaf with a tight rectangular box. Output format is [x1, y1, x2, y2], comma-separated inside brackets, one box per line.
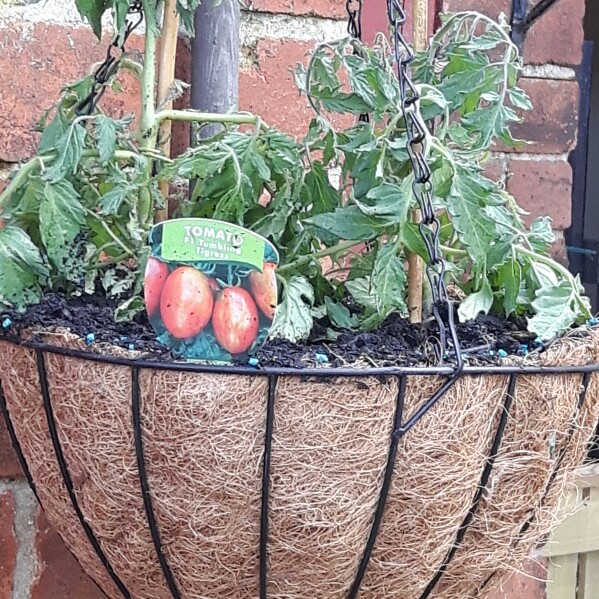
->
[458, 277, 493, 322]
[0, 226, 49, 310]
[40, 180, 86, 272]
[270, 276, 314, 342]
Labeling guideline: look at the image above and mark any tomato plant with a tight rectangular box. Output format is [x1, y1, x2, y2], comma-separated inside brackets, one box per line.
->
[212, 288, 260, 354]
[160, 267, 214, 339]
[0, 2, 591, 345]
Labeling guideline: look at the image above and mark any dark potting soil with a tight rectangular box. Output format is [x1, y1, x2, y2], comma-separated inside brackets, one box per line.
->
[0, 293, 539, 369]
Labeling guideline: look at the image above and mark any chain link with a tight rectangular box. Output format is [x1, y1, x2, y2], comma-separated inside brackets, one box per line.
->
[345, 0, 370, 124]
[345, 0, 363, 39]
[76, 1, 144, 116]
[387, 0, 462, 367]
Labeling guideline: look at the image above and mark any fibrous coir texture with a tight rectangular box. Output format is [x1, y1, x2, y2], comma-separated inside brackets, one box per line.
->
[1, 329, 598, 599]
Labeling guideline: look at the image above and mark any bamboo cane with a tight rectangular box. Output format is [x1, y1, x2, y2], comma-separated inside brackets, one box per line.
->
[154, 0, 180, 223]
[407, 0, 428, 324]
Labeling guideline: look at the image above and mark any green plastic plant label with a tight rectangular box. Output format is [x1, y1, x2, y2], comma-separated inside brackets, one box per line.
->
[145, 218, 279, 364]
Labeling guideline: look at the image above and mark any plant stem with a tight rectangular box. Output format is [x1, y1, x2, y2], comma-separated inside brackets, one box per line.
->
[277, 240, 360, 275]
[138, 0, 160, 230]
[156, 109, 269, 130]
[440, 244, 467, 257]
[140, 2, 158, 149]
[83, 208, 136, 257]
[155, 0, 180, 223]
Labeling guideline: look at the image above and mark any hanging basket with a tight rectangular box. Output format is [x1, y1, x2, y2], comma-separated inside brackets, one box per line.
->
[1, 330, 599, 599]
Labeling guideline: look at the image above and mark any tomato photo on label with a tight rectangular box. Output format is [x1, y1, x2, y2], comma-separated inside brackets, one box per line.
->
[248, 262, 278, 320]
[212, 287, 260, 354]
[144, 257, 170, 316]
[160, 267, 214, 339]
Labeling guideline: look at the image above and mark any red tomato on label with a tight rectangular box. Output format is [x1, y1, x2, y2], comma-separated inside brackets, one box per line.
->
[144, 257, 170, 316]
[160, 267, 214, 339]
[208, 278, 220, 292]
[248, 262, 278, 320]
[213, 287, 260, 354]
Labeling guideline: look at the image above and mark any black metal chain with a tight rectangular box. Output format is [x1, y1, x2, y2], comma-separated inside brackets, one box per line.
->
[387, 0, 462, 367]
[346, 0, 363, 39]
[76, 1, 144, 116]
[346, 0, 370, 123]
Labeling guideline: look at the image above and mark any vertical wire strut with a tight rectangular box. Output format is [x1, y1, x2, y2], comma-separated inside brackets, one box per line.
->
[131, 367, 182, 599]
[260, 375, 278, 599]
[473, 372, 592, 599]
[519, 371, 592, 537]
[419, 374, 518, 599]
[0, 378, 40, 501]
[347, 375, 408, 599]
[35, 350, 133, 599]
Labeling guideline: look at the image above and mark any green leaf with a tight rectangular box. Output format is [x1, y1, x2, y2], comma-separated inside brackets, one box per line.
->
[177, 0, 202, 34]
[399, 223, 429, 261]
[306, 206, 393, 241]
[353, 182, 411, 222]
[508, 87, 533, 110]
[40, 180, 86, 273]
[115, 295, 145, 322]
[528, 280, 577, 340]
[445, 165, 499, 264]
[303, 163, 340, 216]
[270, 276, 314, 342]
[75, 0, 108, 39]
[345, 277, 376, 310]
[371, 244, 407, 316]
[99, 184, 137, 215]
[39, 112, 69, 154]
[495, 260, 521, 317]
[324, 297, 358, 330]
[458, 278, 493, 322]
[43, 123, 87, 183]
[528, 216, 555, 253]
[0, 226, 49, 310]
[96, 115, 117, 164]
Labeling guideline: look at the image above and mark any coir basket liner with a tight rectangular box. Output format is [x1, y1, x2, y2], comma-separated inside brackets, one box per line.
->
[2, 329, 599, 599]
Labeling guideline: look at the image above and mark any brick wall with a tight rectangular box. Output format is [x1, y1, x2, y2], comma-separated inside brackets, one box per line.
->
[0, 0, 586, 597]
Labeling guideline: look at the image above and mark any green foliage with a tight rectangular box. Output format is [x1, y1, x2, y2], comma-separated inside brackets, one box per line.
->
[0, 10, 592, 346]
[74, 0, 202, 39]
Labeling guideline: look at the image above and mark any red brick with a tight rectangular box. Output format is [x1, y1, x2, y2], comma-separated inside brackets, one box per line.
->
[239, 39, 320, 138]
[0, 493, 17, 599]
[249, 0, 346, 19]
[443, 0, 511, 21]
[524, 0, 584, 66]
[0, 421, 23, 479]
[485, 560, 546, 599]
[0, 24, 142, 163]
[32, 509, 108, 599]
[506, 160, 572, 230]
[483, 158, 505, 183]
[505, 79, 579, 154]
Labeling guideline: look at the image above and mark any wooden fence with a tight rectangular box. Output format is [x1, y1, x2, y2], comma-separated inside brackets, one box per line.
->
[543, 464, 599, 599]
